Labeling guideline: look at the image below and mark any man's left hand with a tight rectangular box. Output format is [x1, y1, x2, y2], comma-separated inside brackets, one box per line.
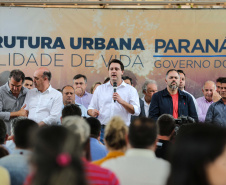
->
[113, 92, 124, 104]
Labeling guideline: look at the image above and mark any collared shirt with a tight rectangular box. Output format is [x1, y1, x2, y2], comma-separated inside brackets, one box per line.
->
[90, 137, 108, 161]
[23, 85, 63, 124]
[141, 96, 150, 117]
[205, 99, 226, 126]
[82, 158, 120, 185]
[0, 149, 31, 185]
[0, 83, 28, 134]
[88, 81, 140, 126]
[75, 91, 93, 109]
[196, 96, 213, 122]
[102, 149, 170, 185]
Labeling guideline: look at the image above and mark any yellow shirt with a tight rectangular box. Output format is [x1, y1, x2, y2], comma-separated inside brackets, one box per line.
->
[0, 166, 10, 185]
[92, 151, 124, 166]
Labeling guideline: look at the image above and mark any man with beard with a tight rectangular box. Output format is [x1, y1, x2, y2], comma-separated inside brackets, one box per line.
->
[149, 69, 198, 121]
[205, 78, 226, 126]
[196, 81, 216, 122]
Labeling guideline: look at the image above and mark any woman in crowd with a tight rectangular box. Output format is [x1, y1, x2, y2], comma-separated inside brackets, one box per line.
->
[167, 123, 226, 185]
[25, 126, 87, 185]
[90, 82, 101, 94]
[93, 116, 128, 165]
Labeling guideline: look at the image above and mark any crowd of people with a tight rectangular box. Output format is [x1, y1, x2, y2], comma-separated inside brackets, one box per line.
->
[0, 58, 226, 185]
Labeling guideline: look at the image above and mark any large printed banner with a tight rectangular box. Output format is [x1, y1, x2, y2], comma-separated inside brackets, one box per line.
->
[0, 8, 226, 97]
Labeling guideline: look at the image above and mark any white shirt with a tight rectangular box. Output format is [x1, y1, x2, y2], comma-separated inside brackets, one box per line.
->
[88, 81, 140, 126]
[141, 96, 150, 117]
[102, 148, 170, 185]
[23, 85, 63, 124]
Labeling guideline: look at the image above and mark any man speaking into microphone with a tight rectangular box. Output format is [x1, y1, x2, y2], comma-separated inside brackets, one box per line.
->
[88, 59, 140, 142]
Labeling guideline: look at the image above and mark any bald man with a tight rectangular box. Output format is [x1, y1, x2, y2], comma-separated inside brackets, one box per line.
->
[196, 81, 216, 122]
[23, 67, 63, 126]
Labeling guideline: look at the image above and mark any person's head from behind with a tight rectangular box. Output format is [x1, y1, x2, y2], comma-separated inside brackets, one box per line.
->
[129, 117, 157, 149]
[157, 114, 176, 137]
[8, 69, 25, 95]
[104, 116, 128, 151]
[10, 117, 28, 136]
[14, 119, 38, 149]
[86, 117, 101, 140]
[62, 104, 82, 120]
[30, 126, 86, 185]
[23, 77, 33, 90]
[0, 119, 7, 144]
[168, 123, 226, 185]
[62, 116, 90, 160]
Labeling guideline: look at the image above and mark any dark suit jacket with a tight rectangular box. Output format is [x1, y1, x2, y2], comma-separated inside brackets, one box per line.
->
[131, 98, 146, 123]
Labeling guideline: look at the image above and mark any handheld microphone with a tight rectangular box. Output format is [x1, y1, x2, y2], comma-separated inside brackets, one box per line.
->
[113, 82, 117, 103]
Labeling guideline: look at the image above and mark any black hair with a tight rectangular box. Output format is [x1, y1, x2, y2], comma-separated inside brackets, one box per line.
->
[166, 69, 179, 77]
[108, 59, 124, 71]
[216, 77, 224, 83]
[31, 126, 87, 185]
[73, 74, 87, 83]
[25, 76, 33, 82]
[221, 78, 226, 84]
[103, 77, 110, 84]
[85, 117, 101, 139]
[0, 120, 6, 144]
[177, 70, 186, 78]
[42, 71, 52, 81]
[14, 119, 38, 149]
[167, 123, 226, 185]
[122, 76, 133, 85]
[157, 114, 176, 136]
[62, 104, 82, 118]
[129, 117, 157, 149]
[9, 69, 25, 83]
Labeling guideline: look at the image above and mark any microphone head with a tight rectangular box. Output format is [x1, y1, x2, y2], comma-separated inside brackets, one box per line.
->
[113, 82, 117, 87]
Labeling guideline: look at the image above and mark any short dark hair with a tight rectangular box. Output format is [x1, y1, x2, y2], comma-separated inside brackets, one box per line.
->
[129, 117, 157, 148]
[108, 59, 124, 71]
[166, 69, 179, 77]
[221, 78, 226, 84]
[85, 117, 101, 139]
[103, 77, 110, 84]
[122, 76, 133, 85]
[25, 76, 33, 82]
[177, 70, 186, 78]
[62, 104, 82, 118]
[168, 123, 226, 185]
[42, 71, 51, 81]
[157, 114, 176, 136]
[216, 77, 224, 83]
[62, 85, 74, 92]
[14, 119, 38, 149]
[0, 120, 7, 144]
[73, 74, 87, 83]
[9, 69, 25, 83]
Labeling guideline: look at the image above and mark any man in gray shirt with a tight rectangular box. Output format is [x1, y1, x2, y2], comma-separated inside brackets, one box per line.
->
[205, 78, 226, 126]
[0, 69, 28, 134]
